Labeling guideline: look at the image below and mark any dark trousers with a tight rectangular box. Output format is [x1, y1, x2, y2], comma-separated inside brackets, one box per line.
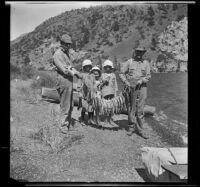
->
[126, 85, 147, 131]
[55, 73, 73, 123]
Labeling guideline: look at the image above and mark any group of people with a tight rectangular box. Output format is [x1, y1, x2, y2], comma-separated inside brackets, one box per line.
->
[77, 58, 118, 127]
[52, 34, 151, 139]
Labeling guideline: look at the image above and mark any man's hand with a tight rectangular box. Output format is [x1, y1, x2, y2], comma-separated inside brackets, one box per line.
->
[63, 69, 71, 76]
[74, 71, 82, 79]
[64, 67, 75, 76]
[137, 79, 143, 85]
[141, 77, 147, 83]
[124, 80, 130, 87]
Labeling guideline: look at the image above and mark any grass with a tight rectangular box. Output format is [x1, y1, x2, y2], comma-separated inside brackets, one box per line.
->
[30, 71, 57, 89]
[10, 64, 37, 80]
[10, 72, 187, 182]
[18, 86, 40, 104]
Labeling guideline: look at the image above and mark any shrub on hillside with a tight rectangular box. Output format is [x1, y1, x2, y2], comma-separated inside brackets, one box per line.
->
[38, 66, 45, 71]
[10, 64, 21, 80]
[21, 65, 36, 80]
[30, 71, 57, 89]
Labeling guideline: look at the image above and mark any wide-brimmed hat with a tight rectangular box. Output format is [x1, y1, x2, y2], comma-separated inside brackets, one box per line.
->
[91, 66, 101, 75]
[60, 34, 72, 44]
[82, 59, 92, 67]
[135, 47, 146, 52]
[103, 60, 114, 68]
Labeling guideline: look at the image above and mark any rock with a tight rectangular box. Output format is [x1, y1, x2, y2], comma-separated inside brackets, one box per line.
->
[10, 116, 14, 122]
[181, 135, 188, 145]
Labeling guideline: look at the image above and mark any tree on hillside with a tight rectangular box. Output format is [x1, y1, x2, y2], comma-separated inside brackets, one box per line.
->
[24, 55, 30, 66]
[158, 17, 188, 62]
[158, 4, 169, 19]
[172, 4, 178, 11]
[112, 21, 119, 31]
[146, 6, 155, 27]
[147, 6, 155, 17]
[151, 37, 157, 51]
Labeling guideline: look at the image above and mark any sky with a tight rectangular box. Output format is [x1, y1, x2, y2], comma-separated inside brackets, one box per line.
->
[8, 1, 136, 41]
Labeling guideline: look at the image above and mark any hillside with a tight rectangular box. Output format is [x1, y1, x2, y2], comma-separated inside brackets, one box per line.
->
[11, 33, 28, 45]
[10, 4, 187, 72]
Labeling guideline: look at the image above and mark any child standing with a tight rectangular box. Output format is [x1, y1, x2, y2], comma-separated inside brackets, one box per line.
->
[77, 59, 96, 125]
[90, 66, 102, 98]
[101, 60, 118, 127]
[90, 66, 103, 125]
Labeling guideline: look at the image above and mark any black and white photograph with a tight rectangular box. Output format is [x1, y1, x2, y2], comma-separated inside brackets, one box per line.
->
[9, 1, 191, 183]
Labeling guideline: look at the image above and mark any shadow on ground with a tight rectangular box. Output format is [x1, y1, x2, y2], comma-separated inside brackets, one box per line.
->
[114, 119, 129, 131]
[82, 117, 129, 132]
[135, 168, 151, 182]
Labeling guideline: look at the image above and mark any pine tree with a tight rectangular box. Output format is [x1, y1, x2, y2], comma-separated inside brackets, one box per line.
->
[24, 55, 30, 66]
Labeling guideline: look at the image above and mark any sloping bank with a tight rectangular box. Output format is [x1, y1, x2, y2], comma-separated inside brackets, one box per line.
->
[38, 70, 188, 147]
[145, 113, 187, 147]
[115, 72, 188, 147]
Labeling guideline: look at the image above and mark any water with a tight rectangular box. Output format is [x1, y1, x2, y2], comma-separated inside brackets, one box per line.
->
[116, 72, 188, 146]
[147, 72, 188, 126]
[116, 72, 188, 127]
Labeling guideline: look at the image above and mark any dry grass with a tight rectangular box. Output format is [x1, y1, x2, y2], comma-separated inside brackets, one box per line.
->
[31, 71, 57, 89]
[10, 78, 172, 182]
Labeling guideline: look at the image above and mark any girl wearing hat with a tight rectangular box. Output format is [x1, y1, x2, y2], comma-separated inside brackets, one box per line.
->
[90, 66, 102, 99]
[90, 66, 104, 126]
[101, 60, 118, 127]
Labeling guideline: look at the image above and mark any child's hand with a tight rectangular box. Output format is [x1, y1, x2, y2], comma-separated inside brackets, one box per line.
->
[104, 80, 109, 85]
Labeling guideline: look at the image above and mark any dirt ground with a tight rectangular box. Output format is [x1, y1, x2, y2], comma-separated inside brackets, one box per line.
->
[10, 79, 171, 182]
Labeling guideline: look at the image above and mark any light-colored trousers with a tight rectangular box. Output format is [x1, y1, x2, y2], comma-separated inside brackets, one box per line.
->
[55, 72, 73, 122]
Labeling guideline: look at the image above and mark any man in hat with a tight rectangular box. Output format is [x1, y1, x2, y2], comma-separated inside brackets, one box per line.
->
[119, 47, 151, 139]
[53, 34, 85, 133]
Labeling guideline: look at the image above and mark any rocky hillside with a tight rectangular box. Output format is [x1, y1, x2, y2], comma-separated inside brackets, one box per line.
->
[10, 4, 187, 72]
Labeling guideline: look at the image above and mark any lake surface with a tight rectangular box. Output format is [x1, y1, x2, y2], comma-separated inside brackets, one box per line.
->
[147, 72, 187, 125]
[116, 72, 188, 127]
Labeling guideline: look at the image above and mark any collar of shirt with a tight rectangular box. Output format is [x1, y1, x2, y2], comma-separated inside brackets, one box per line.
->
[60, 47, 70, 56]
[133, 59, 143, 63]
[103, 72, 112, 76]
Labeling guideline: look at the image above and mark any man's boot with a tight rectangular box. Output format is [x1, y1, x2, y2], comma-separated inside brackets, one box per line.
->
[59, 116, 70, 134]
[108, 114, 118, 127]
[137, 117, 145, 129]
[134, 121, 149, 139]
[137, 129, 149, 139]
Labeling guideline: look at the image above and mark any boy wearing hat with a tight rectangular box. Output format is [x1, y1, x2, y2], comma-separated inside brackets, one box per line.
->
[119, 47, 151, 139]
[53, 34, 85, 133]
